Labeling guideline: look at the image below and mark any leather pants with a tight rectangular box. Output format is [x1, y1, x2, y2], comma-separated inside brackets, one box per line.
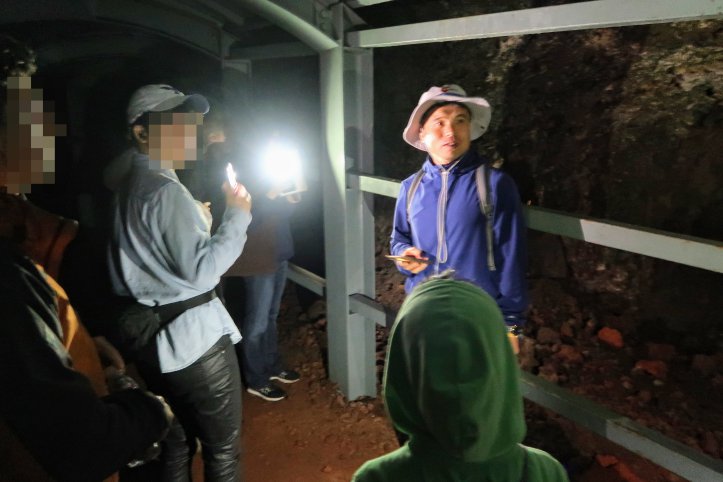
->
[139, 335, 242, 482]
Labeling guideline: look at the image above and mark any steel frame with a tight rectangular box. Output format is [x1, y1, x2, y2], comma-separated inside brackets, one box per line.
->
[348, 0, 723, 48]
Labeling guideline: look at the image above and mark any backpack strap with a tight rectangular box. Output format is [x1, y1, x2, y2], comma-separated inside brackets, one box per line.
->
[405, 168, 425, 230]
[475, 164, 497, 271]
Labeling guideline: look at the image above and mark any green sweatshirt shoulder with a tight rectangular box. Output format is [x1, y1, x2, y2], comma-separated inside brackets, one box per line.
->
[352, 445, 568, 482]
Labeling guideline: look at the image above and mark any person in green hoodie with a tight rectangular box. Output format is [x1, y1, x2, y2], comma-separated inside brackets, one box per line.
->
[352, 276, 568, 482]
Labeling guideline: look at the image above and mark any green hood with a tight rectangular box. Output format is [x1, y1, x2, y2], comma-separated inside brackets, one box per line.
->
[384, 278, 526, 463]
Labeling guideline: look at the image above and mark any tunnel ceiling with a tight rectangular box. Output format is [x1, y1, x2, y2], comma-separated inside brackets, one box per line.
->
[0, 0, 353, 64]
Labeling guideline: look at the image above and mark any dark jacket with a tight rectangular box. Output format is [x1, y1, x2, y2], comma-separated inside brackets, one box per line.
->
[227, 159, 294, 276]
[0, 242, 169, 481]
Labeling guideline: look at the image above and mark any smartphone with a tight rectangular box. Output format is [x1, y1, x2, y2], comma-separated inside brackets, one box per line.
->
[385, 254, 429, 264]
[226, 163, 238, 191]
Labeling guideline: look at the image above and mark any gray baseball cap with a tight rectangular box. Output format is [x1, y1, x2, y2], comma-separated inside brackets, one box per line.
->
[126, 84, 209, 124]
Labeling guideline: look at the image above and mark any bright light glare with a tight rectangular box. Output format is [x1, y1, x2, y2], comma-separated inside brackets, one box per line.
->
[262, 141, 302, 183]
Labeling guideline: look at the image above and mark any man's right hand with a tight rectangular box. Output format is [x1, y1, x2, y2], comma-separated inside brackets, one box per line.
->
[397, 247, 429, 274]
[222, 181, 252, 212]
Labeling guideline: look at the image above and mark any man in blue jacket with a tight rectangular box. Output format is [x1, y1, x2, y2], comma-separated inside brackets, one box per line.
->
[390, 84, 528, 331]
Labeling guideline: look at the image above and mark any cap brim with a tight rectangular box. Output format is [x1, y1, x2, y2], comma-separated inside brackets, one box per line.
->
[150, 93, 210, 116]
[403, 95, 491, 151]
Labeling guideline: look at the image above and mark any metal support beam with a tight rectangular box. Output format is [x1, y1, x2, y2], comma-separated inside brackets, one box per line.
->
[520, 372, 723, 481]
[236, 0, 338, 51]
[314, 0, 377, 399]
[287, 264, 391, 328]
[288, 263, 325, 296]
[348, 0, 723, 48]
[320, 45, 352, 397]
[319, 43, 375, 399]
[346, 0, 394, 7]
[341, 44, 377, 397]
[526, 207, 723, 274]
[350, 173, 723, 273]
[350, 170, 403, 198]
[228, 41, 316, 60]
[349, 293, 393, 328]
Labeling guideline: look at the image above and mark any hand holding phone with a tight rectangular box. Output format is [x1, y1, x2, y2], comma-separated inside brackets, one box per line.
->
[389, 248, 429, 274]
[226, 163, 239, 193]
[385, 255, 429, 264]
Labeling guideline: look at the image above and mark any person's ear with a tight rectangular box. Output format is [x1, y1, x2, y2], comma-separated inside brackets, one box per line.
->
[418, 126, 428, 146]
[131, 125, 148, 144]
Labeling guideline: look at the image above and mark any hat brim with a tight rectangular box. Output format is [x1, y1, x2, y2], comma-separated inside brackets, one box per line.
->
[403, 95, 491, 151]
[150, 93, 210, 116]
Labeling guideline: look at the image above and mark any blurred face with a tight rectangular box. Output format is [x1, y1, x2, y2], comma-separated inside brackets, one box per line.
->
[419, 103, 471, 166]
[147, 111, 203, 170]
[1, 76, 65, 193]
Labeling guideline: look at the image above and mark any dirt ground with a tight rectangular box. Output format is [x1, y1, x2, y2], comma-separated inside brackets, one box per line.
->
[240, 289, 397, 482]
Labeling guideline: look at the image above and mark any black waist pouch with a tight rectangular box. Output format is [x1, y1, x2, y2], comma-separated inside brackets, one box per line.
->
[110, 289, 217, 362]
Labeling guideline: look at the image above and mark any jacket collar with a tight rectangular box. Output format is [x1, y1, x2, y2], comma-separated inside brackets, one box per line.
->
[422, 150, 484, 176]
[132, 151, 179, 181]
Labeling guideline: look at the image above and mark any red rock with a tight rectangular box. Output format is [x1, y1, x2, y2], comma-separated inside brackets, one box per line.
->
[595, 454, 618, 467]
[560, 322, 575, 339]
[538, 363, 559, 384]
[597, 327, 624, 349]
[321, 465, 333, 473]
[554, 344, 584, 364]
[613, 462, 646, 482]
[536, 326, 561, 345]
[518, 337, 539, 371]
[634, 360, 668, 379]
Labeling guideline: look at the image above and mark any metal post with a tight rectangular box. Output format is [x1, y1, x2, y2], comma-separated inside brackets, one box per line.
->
[343, 45, 377, 398]
[317, 6, 376, 399]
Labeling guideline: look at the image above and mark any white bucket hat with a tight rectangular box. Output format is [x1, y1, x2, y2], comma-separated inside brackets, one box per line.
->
[403, 84, 491, 151]
[126, 84, 209, 124]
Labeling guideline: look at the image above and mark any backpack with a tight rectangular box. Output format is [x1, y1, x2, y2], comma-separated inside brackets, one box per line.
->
[405, 164, 497, 271]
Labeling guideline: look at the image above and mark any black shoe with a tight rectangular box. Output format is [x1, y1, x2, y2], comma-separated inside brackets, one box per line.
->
[247, 384, 287, 401]
[269, 369, 301, 384]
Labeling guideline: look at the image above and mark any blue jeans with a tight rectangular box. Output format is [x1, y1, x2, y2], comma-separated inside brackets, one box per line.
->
[240, 261, 287, 389]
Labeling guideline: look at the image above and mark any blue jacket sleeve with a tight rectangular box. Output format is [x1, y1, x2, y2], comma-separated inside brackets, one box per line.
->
[390, 180, 416, 274]
[492, 172, 529, 321]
